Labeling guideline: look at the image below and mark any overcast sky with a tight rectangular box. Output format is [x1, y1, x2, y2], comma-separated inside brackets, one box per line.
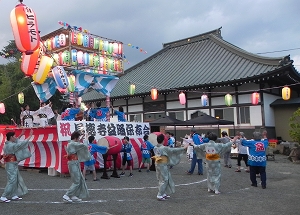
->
[0, 0, 299, 71]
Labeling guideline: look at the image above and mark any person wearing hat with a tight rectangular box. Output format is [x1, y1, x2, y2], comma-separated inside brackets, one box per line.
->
[217, 131, 232, 168]
[186, 128, 207, 175]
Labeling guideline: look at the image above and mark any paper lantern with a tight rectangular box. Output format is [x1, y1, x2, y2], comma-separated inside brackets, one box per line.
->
[83, 52, 89, 65]
[10, 2, 40, 54]
[282, 87, 291, 100]
[21, 42, 44, 76]
[93, 38, 99, 49]
[129, 84, 135, 95]
[89, 53, 94, 66]
[18, 92, 24, 104]
[151, 88, 158, 100]
[46, 39, 52, 51]
[201, 94, 208, 106]
[179, 92, 186, 105]
[113, 42, 118, 54]
[59, 34, 66, 46]
[71, 31, 77, 44]
[32, 56, 53, 84]
[103, 41, 109, 51]
[68, 75, 75, 92]
[71, 49, 77, 66]
[93, 54, 99, 67]
[0, 103, 5, 114]
[52, 66, 69, 89]
[77, 33, 83, 46]
[224, 94, 232, 106]
[251, 92, 260, 105]
[118, 43, 123, 55]
[89, 36, 94, 49]
[83, 34, 89, 47]
[99, 40, 104, 51]
[62, 50, 70, 65]
[108, 43, 113, 54]
[77, 51, 83, 65]
[51, 37, 57, 49]
[58, 52, 64, 65]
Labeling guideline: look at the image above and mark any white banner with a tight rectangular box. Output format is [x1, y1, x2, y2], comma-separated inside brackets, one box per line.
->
[56, 121, 150, 141]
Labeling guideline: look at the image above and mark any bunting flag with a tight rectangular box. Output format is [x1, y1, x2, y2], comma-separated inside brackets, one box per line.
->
[72, 70, 119, 97]
[31, 78, 57, 102]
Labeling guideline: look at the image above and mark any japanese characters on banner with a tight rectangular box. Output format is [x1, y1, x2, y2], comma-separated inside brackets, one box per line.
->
[57, 121, 150, 141]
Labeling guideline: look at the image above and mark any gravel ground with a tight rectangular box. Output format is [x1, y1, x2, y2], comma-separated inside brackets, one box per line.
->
[0, 154, 299, 215]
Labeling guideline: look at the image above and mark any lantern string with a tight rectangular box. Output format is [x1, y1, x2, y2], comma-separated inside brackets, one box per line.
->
[0, 84, 32, 103]
[122, 78, 300, 95]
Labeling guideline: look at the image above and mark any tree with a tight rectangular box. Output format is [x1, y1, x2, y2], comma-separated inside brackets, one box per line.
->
[289, 108, 300, 143]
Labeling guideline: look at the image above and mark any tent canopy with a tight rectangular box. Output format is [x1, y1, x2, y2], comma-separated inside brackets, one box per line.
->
[149, 116, 187, 126]
[185, 113, 234, 125]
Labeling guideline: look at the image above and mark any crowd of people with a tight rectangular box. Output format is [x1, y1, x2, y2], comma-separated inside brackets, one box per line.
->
[17, 101, 127, 128]
[0, 128, 269, 203]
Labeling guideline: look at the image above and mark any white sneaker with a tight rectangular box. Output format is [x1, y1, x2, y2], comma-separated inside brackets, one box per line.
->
[157, 196, 166, 201]
[71, 196, 82, 202]
[214, 190, 221, 195]
[208, 189, 214, 193]
[12, 196, 22, 200]
[163, 194, 170, 199]
[63, 195, 72, 203]
[0, 197, 10, 203]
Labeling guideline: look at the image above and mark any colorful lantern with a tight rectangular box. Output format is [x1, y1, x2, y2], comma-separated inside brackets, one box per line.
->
[282, 86, 291, 100]
[21, 42, 44, 76]
[83, 34, 89, 47]
[179, 92, 186, 105]
[251, 92, 260, 105]
[71, 49, 77, 66]
[10, 2, 40, 54]
[18, 92, 24, 104]
[83, 52, 89, 65]
[89, 53, 94, 66]
[118, 43, 123, 55]
[151, 88, 158, 100]
[77, 33, 83, 45]
[93, 54, 99, 67]
[0, 103, 5, 114]
[46, 39, 52, 51]
[32, 56, 53, 84]
[113, 42, 118, 54]
[99, 40, 104, 51]
[89, 36, 94, 49]
[57, 87, 67, 94]
[52, 66, 69, 89]
[129, 84, 135, 95]
[71, 31, 77, 44]
[59, 34, 66, 46]
[201, 94, 208, 106]
[108, 43, 113, 54]
[103, 41, 109, 51]
[224, 94, 232, 106]
[93, 38, 99, 49]
[68, 75, 75, 92]
[62, 50, 70, 65]
[77, 51, 83, 65]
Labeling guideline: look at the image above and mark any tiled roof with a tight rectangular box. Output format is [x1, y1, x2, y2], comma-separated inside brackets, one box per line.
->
[82, 28, 295, 101]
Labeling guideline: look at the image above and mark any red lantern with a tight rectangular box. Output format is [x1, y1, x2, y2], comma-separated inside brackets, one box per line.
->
[10, 2, 40, 54]
[21, 42, 45, 76]
[0, 103, 5, 114]
[251, 92, 260, 105]
[151, 88, 158, 100]
[179, 92, 186, 105]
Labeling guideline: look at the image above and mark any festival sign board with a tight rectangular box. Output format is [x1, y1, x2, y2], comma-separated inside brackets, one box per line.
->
[57, 121, 150, 141]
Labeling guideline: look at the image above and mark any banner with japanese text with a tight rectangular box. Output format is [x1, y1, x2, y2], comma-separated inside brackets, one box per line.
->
[56, 121, 150, 141]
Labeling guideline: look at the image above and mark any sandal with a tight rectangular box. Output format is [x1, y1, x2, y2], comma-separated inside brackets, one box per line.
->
[0, 198, 10, 203]
[11, 196, 22, 201]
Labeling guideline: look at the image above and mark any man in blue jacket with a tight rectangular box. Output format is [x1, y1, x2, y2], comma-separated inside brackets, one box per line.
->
[241, 131, 268, 189]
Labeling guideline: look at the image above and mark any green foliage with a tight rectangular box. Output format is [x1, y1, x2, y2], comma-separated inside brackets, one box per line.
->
[289, 108, 300, 143]
[0, 41, 64, 125]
